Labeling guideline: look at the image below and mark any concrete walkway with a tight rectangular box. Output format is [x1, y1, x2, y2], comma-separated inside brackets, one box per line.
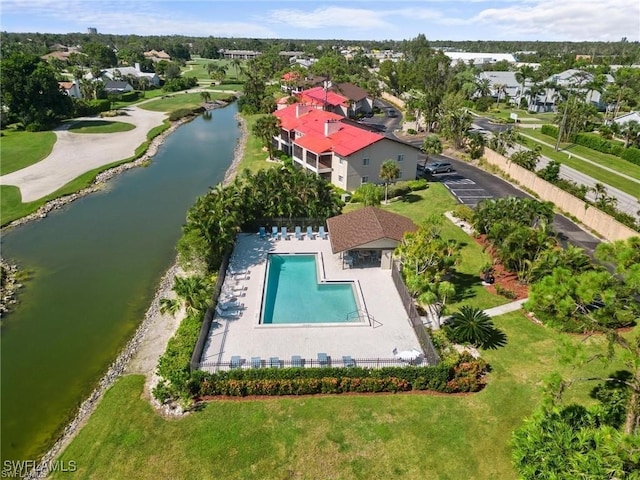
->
[0, 106, 167, 202]
[424, 298, 528, 330]
[512, 135, 640, 220]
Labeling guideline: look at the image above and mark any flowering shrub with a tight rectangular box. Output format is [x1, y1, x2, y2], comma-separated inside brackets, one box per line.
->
[193, 357, 488, 398]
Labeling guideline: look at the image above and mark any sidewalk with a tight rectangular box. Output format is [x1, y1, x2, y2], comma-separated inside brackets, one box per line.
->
[422, 298, 528, 330]
[519, 132, 640, 186]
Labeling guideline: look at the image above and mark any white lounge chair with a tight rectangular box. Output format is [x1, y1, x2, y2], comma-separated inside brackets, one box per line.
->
[306, 226, 314, 239]
[318, 226, 327, 239]
[295, 226, 302, 240]
[215, 305, 241, 318]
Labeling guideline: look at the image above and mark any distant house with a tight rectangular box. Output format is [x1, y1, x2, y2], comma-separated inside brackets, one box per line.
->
[334, 83, 373, 117]
[219, 49, 261, 60]
[327, 207, 418, 269]
[273, 104, 419, 193]
[613, 111, 640, 127]
[297, 86, 349, 115]
[58, 80, 82, 98]
[89, 63, 160, 87]
[444, 52, 516, 66]
[478, 71, 520, 100]
[103, 81, 134, 94]
[143, 49, 171, 62]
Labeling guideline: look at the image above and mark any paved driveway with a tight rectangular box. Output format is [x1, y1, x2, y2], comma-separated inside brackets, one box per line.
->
[426, 154, 602, 255]
[0, 106, 167, 202]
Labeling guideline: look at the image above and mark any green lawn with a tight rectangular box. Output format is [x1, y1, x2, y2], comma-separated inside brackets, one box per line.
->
[67, 120, 136, 134]
[1, 121, 171, 226]
[0, 130, 57, 175]
[183, 58, 246, 83]
[53, 312, 629, 480]
[517, 135, 640, 200]
[346, 186, 505, 311]
[474, 107, 555, 124]
[139, 92, 232, 113]
[521, 129, 640, 183]
[237, 114, 280, 174]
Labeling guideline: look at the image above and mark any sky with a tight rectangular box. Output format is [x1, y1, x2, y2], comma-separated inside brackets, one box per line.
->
[1, 0, 638, 42]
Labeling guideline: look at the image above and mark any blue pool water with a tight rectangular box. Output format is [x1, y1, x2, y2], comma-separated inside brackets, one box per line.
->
[262, 254, 359, 324]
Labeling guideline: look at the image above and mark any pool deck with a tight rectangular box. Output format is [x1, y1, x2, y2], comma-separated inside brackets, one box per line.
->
[200, 232, 422, 371]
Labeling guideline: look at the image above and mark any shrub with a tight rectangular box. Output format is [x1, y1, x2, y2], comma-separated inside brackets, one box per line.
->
[387, 181, 412, 199]
[192, 357, 487, 397]
[406, 128, 417, 135]
[621, 146, 640, 165]
[452, 204, 475, 223]
[540, 124, 558, 138]
[474, 97, 493, 112]
[406, 179, 428, 191]
[495, 284, 517, 299]
[169, 108, 197, 121]
[73, 99, 111, 117]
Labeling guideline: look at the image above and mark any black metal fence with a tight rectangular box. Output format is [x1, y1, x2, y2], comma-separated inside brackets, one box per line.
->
[244, 217, 327, 232]
[391, 260, 440, 365]
[200, 356, 424, 372]
[189, 250, 232, 372]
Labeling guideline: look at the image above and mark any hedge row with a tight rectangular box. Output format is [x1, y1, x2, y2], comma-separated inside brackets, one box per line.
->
[539, 125, 640, 166]
[573, 133, 640, 165]
[153, 313, 204, 402]
[190, 355, 487, 397]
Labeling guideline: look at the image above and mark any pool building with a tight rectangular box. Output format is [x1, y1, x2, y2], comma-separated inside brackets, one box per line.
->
[199, 209, 433, 371]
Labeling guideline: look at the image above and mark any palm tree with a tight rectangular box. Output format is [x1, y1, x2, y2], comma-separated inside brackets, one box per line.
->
[493, 83, 507, 107]
[475, 78, 491, 98]
[231, 58, 242, 80]
[200, 90, 211, 104]
[379, 160, 400, 204]
[620, 120, 640, 148]
[515, 65, 535, 108]
[445, 306, 498, 349]
[160, 275, 212, 318]
[252, 115, 281, 160]
[421, 135, 443, 168]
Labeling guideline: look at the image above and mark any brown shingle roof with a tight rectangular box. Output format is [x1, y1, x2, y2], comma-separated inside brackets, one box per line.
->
[326, 207, 417, 253]
[334, 83, 369, 102]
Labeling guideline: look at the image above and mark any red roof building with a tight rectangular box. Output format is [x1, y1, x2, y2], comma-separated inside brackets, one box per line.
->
[272, 104, 419, 192]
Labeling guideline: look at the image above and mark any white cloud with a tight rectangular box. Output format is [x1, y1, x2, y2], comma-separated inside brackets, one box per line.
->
[264, 6, 391, 30]
[461, 0, 639, 40]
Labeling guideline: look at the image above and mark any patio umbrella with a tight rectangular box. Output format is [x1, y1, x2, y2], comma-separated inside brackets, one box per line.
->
[393, 348, 423, 362]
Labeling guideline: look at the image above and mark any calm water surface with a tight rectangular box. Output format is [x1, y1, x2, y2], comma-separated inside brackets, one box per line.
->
[0, 105, 239, 462]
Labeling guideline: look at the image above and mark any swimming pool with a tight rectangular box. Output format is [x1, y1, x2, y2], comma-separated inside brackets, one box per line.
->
[261, 254, 361, 324]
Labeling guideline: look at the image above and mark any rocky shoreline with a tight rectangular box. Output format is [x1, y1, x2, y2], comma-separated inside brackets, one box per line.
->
[0, 259, 22, 318]
[24, 109, 248, 480]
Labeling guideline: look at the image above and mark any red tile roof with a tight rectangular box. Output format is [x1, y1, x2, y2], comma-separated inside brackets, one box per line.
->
[273, 104, 382, 156]
[326, 207, 418, 253]
[299, 86, 348, 107]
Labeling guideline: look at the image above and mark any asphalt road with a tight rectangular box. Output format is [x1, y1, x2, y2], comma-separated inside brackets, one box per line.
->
[424, 153, 602, 255]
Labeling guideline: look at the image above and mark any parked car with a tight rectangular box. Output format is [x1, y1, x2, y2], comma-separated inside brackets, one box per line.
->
[424, 162, 453, 174]
[387, 109, 398, 118]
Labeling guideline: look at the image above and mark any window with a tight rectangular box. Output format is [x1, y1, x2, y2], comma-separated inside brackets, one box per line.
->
[361, 176, 369, 184]
[339, 158, 344, 165]
[338, 175, 344, 183]
[397, 154, 404, 162]
[398, 170, 403, 179]
[363, 158, 370, 166]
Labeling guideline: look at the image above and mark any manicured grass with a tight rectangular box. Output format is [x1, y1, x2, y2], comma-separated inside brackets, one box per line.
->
[209, 83, 244, 92]
[0, 130, 56, 175]
[238, 114, 279, 174]
[522, 129, 640, 183]
[184, 58, 246, 83]
[0, 121, 171, 226]
[53, 312, 628, 480]
[518, 135, 640, 199]
[474, 108, 554, 124]
[139, 92, 232, 113]
[67, 120, 136, 134]
[110, 89, 166, 109]
[347, 186, 504, 311]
